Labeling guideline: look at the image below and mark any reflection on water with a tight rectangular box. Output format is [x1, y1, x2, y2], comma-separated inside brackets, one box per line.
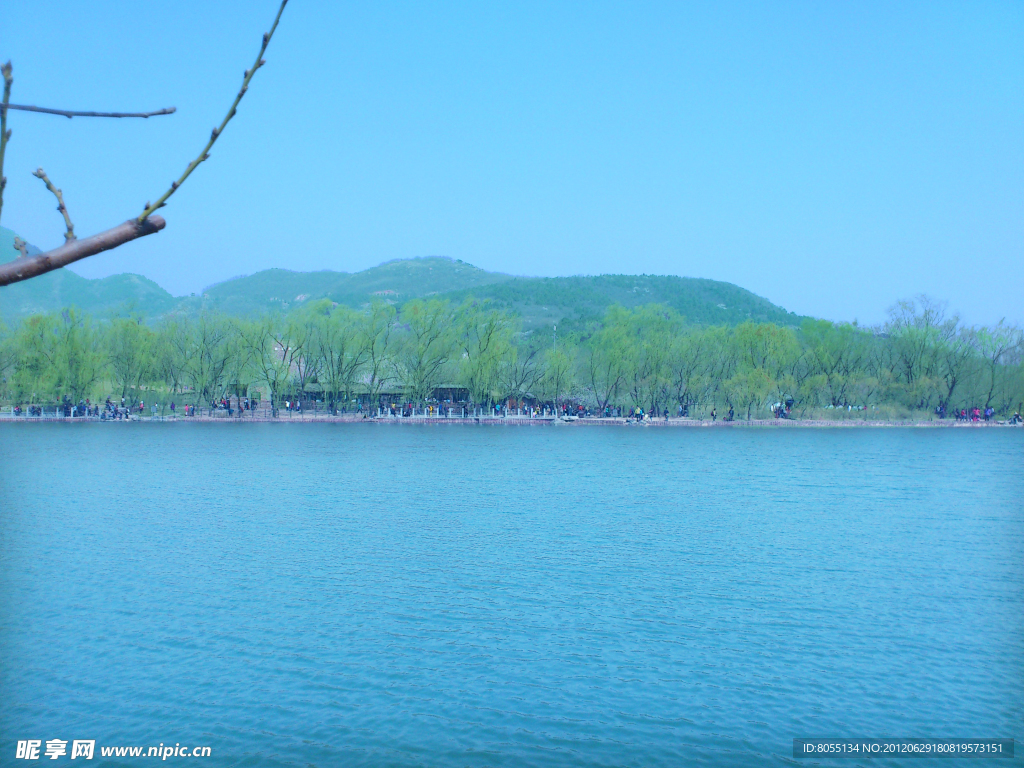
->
[1, 424, 1021, 766]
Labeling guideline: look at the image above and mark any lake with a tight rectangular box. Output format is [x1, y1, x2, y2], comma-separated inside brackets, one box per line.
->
[1, 424, 1021, 766]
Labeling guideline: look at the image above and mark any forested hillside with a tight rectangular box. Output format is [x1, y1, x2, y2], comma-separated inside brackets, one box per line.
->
[189, 257, 514, 317]
[436, 274, 802, 330]
[2, 227, 803, 329]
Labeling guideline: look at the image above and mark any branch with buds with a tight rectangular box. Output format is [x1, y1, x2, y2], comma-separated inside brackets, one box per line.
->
[3, 104, 175, 119]
[0, 0, 289, 287]
[0, 61, 12, 226]
[32, 168, 75, 241]
[0, 63, 174, 231]
[139, 0, 288, 221]
[0, 216, 165, 286]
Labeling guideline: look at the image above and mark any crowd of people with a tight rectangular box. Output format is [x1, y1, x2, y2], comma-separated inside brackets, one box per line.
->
[6, 393, 1023, 426]
[937, 405, 1003, 422]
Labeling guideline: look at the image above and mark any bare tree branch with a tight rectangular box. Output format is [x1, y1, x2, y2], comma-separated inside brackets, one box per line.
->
[0, 62, 177, 228]
[0, 215, 165, 286]
[1, 104, 176, 119]
[0, 2, 289, 285]
[32, 167, 76, 241]
[0, 61, 12, 226]
[138, 0, 288, 221]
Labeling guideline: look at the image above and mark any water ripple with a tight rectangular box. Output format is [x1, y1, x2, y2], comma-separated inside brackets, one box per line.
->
[1, 424, 1021, 766]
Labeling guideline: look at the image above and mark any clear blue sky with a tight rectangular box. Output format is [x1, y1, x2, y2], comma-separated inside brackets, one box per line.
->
[3, 1, 1021, 324]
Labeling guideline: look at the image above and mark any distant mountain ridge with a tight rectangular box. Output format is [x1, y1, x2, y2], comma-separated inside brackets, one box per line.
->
[0, 226, 807, 329]
[192, 257, 515, 317]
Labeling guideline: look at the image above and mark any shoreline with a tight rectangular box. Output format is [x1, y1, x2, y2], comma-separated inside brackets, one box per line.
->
[1, 414, 1018, 428]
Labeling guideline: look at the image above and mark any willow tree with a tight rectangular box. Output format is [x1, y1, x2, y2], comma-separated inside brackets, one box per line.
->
[667, 326, 720, 415]
[540, 346, 576, 414]
[242, 314, 302, 418]
[728, 321, 801, 417]
[621, 305, 681, 413]
[287, 306, 323, 405]
[309, 302, 368, 414]
[0, 320, 15, 401]
[456, 299, 516, 410]
[105, 315, 155, 408]
[884, 296, 958, 409]
[223, 324, 256, 415]
[497, 337, 544, 408]
[8, 309, 102, 404]
[976, 321, 1023, 411]
[800, 319, 871, 407]
[398, 298, 456, 406]
[359, 300, 398, 411]
[8, 314, 57, 402]
[582, 306, 630, 412]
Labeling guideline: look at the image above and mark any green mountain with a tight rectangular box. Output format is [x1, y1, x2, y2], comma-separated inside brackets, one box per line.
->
[190, 257, 515, 317]
[435, 274, 802, 330]
[1, 226, 807, 328]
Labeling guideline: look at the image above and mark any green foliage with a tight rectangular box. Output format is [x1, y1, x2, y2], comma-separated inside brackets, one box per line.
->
[158, 313, 233, 408]
[106, 315, 154, 408]
[800, 319, 872, 407]
[441, 273, 804, 331]
[8, 308, 101, 403]
[975, 320, 1024, 411]
[397, 299, 457, 404]
[1, 292, 1021, 421]
[359, 300, 398, 408]
[539, 346, 576, 408]
[666, 325, 729, 416]
[582, 306, 630, 411]
[620, 305, 681, 412]
[455, 299, 517, 407]
[309, 302, 367, 412]
[239, 314, 299, 417]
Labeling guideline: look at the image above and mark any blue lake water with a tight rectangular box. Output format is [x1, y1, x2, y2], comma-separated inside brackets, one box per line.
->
[1, 424, 1022, 766]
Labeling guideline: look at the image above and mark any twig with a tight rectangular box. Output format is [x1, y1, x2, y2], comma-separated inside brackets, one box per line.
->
[138, 0, 288, 222]
[13, 236, 27, 258]
[32, 167, 76, 241]
[0, 216, 165, 286]
[0, 62, 176, 227]
[1, 104, 176, 119]
[0, 61, 12, 227]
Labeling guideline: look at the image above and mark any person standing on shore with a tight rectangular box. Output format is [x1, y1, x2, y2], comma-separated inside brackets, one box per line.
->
[712, 408, 717, 422]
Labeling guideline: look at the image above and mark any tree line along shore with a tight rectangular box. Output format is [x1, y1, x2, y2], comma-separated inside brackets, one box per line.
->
[0, 294, 1021, 423]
